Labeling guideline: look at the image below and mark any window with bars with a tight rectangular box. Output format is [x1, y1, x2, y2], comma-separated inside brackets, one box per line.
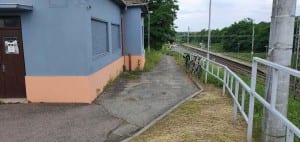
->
[91, 19, 109, 56]
[111, 24, 121, 53]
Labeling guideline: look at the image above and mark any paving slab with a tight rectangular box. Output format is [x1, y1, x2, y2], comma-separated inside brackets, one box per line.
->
[0, 55, 198, 142]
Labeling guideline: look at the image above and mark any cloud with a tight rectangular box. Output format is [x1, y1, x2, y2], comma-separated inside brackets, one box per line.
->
[175, 0, 300, 32]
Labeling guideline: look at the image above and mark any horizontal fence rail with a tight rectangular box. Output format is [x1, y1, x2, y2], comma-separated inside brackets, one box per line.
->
[172, 47, 300, 142]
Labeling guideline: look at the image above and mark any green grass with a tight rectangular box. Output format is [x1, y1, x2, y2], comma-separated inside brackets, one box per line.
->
[211, 43, 225, 52]
[238, 74, 300, 142]
[288, 99, 300, 132]
[144, 49, 163, 72]
[190, 42, 225, 52]
[216, 71, 300, 141]
[290, 53, 300, 69]
[223, 52, 267, 62]
[170, 48, 300, 141]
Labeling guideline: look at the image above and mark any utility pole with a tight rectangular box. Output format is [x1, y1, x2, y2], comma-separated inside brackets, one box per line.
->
[187, 26, 190, 44]
[295, 17, 300, 70]
[238, 42, 240, 58]
[205, 0, 212, 83]
[147, 11, 153, 52]
[251, 23, 255, 58]
[263, 0, 297, 141]
[207, 0, 212, 60]
[293, 17, 300, 99]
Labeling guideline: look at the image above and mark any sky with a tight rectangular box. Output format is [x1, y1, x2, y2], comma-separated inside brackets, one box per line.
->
[175, 0, 300, 32]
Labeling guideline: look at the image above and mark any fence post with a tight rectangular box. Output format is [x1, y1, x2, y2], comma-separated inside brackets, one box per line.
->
[270, 68, 278, 108]
[286, 128, 294, 142]
[179, 48, 182, 61]
[247, 60, 258, 142]
[231, 75, 234, 91]
[217, 67, 220, 78]
[227, 72, 230, 86]
[205, 60, 209, 83]
[222, 69, 227, 96]
[241, 88, 245, 111]
[233, 80, 239, 125]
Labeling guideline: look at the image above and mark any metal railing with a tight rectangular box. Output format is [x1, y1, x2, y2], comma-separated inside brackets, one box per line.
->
[172, 47, 300, 142]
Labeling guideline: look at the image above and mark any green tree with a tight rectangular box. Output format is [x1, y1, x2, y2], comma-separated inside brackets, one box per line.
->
[254, 22, 270, 52]
[222, 18, 253, 51]
[221, 19, 270, 52]
[145, 0, 179, 50]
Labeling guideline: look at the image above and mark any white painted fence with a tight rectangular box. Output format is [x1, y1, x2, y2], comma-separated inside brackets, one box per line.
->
[173, 47, 300, 142]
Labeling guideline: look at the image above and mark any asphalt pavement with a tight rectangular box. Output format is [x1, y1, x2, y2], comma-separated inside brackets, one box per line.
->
[0, 55, 198, 142]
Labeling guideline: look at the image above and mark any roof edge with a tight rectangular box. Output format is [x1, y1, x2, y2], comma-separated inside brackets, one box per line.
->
[126, 3, 148, 13]
[112, 0, 126, 7]
[126, 3, 147, 7]
[0, 3, 33, 11]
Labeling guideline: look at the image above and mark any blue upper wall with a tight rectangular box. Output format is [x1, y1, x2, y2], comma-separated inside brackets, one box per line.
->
[0, 0, 123, 76]
[124, 7, 145, 55]
[87, 0, 122, 74]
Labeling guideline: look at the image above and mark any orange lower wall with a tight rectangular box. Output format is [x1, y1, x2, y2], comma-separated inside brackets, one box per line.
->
[26, 57, 124, 103]
[25, 55, 145, 103]
[124, 55, 145, 71]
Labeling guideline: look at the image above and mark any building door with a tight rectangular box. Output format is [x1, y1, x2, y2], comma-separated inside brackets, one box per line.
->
[0, 16, 26, 98]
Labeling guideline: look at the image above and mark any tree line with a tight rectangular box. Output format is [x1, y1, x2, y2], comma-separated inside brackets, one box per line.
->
[177, 18, 274, 52]
[144, 0, 299, 52]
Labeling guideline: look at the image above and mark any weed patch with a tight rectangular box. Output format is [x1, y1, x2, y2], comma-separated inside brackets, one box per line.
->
[122, 71, 141, 80]
[103, 79, 114, 92]
[144, 49, 163, 72]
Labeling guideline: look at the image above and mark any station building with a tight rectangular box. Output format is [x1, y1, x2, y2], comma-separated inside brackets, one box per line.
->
[0, 0, 147, 103]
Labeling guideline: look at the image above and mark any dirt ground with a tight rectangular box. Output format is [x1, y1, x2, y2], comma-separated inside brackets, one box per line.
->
[131, 83, 247, 142]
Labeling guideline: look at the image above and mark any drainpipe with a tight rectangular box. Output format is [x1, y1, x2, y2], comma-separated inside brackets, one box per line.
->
[121, 8, 127, 70]
[121, 15, 125, 54]
[129, 54, 132, 71]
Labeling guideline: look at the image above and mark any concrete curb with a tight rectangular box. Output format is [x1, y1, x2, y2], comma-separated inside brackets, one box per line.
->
[121, 76, 204, 142]
[0, 98, 28, 104]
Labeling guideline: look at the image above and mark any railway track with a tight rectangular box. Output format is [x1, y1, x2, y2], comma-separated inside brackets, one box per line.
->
[179, 44, 300, 100]
[180, 44, 266, 79]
